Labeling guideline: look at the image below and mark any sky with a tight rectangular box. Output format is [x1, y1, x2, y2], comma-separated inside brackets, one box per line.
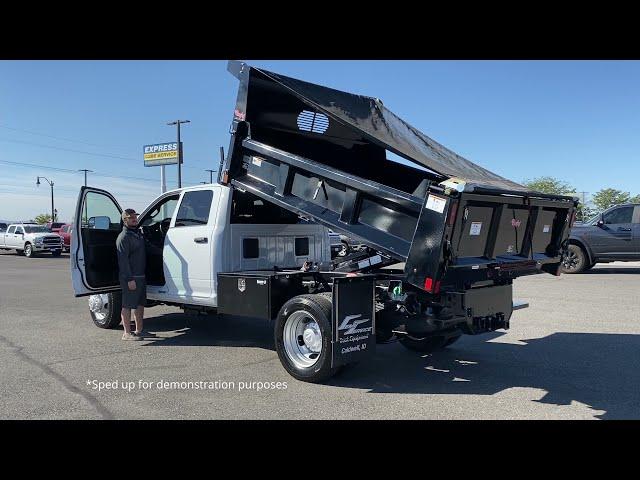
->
[1, 60, 639, 222]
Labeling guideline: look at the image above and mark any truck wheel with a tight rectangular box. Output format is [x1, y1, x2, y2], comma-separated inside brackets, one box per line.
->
[561, 244, 586, 274]
[89, 292, 122, 329]
[51, 250, 62, 257]
[275, 294, 340, 383]
[24, 243, 34, 258]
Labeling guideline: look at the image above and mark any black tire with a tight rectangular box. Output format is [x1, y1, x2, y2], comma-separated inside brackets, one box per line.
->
[24, 243, 34, 258]
[90, 292, 123, 329]
[275, 293, 340, 383]
[51, 250, 62, 257]
[561, 244, 587, 274]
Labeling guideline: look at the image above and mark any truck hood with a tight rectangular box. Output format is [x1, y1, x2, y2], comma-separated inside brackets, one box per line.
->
[30, 232, 60, 239]
[229, 61, 529, 193]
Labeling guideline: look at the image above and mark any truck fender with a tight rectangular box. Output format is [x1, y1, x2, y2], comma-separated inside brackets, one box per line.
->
[568, 238, 594, 265]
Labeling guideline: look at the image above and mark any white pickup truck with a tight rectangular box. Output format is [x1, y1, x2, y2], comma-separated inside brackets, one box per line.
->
[0, 223, 64, 257]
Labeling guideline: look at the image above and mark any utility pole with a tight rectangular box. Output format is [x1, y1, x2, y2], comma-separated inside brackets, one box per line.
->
[78, 169, 93, 187]
[36, 176, 55, 223]
[205, 169, 215, 184]
[167, 119, 190, 188]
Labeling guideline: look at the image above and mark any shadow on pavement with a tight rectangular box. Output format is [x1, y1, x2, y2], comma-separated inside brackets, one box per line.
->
[138, 310, 640, 419]
[331, 331, 640, 420]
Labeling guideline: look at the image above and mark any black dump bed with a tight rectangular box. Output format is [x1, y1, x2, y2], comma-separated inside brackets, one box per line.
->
[221, 61, 578, 292]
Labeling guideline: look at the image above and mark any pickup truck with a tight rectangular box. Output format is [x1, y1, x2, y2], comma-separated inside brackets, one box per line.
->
[562, 203, 640, 273]
[71, 61, 578, 383]
[1, 223, 64, 257]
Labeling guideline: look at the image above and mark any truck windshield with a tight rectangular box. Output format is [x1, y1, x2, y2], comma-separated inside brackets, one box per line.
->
[24, 226, 51, 233]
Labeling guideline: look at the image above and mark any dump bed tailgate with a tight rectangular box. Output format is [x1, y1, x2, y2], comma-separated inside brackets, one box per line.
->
[405, 185, 577, 292]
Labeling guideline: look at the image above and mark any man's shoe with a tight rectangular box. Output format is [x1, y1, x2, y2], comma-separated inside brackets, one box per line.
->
[122, 332, 141, 341]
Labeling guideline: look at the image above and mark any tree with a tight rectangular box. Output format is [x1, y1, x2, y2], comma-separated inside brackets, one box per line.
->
[522, 176, 576, 196]
[34, 213, 52, 224]
[521, 177, 594, 221]
[630, 194, 640, 204]
[591, 189, 631, 212]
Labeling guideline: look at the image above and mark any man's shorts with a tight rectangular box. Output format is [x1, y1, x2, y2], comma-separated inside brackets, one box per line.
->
[120, 276, 147, 309]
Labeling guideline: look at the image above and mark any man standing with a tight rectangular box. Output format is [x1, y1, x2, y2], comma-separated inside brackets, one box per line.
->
[116, 208, 147, 341]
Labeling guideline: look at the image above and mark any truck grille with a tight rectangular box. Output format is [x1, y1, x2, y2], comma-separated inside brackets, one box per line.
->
[43, 236, 62, 245]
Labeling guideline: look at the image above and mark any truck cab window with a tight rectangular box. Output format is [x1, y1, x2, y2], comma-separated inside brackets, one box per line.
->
[7, 226, 16, 234]
[231, 189, 302, 224]
[16, 227, 24, 235]
[603, 206, 633, 225]
[175, 190, 213, 227]
[83, 191, 122, 230]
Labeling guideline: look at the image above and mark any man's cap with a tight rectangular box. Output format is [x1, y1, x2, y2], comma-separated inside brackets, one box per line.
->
[122, 209, 138, 220]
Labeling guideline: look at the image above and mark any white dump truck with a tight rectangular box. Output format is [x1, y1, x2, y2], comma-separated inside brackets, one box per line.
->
[71, 61, 577, 383]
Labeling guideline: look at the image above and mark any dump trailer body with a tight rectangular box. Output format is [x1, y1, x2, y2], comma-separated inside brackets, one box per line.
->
[221, 61, 578, 293]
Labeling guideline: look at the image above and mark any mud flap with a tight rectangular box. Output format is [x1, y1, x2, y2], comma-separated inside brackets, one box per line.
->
[331, 276, 376, 368]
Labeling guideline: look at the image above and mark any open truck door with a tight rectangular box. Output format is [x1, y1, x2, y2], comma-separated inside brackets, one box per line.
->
[71, 186, 123, 297]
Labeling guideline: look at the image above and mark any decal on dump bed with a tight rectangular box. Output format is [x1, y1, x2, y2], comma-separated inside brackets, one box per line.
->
[470, 222, 482, 236]
[425, 194, 447, 213]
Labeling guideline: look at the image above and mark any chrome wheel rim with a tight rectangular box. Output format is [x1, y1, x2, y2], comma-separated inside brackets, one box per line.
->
[88, 294, 110, 322]
[562, 250, 579, 270]
[283, 311, 322, 369]
[25, 245, 32, 256]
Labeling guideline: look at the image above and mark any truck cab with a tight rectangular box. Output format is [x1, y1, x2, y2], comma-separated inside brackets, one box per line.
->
[71, 183, 332, 308]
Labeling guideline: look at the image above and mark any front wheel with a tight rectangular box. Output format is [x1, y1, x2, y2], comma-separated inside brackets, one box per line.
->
[275, 294, 340, 383]
[89, 292, 122, 329]
[24, 243, 34, 258]
[561, 244, 587, 274]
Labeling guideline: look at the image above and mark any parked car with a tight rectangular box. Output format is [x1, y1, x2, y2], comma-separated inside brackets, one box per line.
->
[46, 221, 66, 233]
[0, 222, 7, 233]
[562, 203, 640, 273]
[58, 223, 73, 252]
[0, 223, 64, 257]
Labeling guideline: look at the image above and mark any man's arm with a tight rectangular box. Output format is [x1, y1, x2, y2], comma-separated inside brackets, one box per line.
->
[116, 234, 133, 282]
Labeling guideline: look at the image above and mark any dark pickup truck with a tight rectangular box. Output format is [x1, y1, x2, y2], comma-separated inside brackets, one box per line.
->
[563, 203, 640, 273]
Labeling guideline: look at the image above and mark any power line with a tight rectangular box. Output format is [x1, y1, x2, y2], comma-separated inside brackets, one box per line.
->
[0, 128, 213, 172]
[0, 159, 185, 186]
[0, 123, 132, 150]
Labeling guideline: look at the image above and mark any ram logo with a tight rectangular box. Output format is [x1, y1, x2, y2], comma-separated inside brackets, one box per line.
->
[338, 314, 372, 335]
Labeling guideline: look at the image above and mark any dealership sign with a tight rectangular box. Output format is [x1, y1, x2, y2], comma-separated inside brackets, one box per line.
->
[143, 142, 182, 167]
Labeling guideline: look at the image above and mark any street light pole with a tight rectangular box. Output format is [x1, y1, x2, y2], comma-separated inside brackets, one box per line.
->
[205, 169, 215, 183]
[36, 176, 55, 222]
[167, 119, 190, 188]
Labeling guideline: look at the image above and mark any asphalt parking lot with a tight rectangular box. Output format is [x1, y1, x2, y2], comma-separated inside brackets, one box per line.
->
[1, 249, 639, 420]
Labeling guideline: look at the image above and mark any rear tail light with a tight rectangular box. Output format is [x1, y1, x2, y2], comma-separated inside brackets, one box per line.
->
[423, 277, 441, 294]
[569, 210, 577, 228]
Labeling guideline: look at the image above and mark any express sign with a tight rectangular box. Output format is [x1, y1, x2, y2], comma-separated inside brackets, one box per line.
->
[143, 142, 181, 167]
